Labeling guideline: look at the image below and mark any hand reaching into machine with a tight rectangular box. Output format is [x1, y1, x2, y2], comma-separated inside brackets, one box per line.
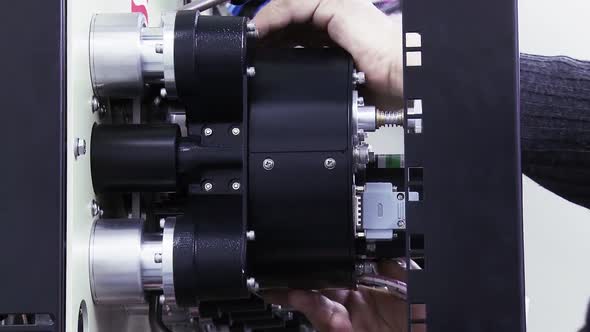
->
[253, 0, 403, 100]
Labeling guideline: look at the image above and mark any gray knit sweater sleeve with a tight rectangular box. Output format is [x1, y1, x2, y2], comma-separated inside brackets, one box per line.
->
[520, 53, 590, 209]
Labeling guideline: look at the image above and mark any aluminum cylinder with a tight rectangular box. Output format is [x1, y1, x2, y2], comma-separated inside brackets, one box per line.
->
[90, 218, 164, 305]
[89, 12, 177, 98]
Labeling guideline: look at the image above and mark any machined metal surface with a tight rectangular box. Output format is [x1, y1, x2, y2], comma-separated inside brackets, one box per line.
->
[162, 218, 176, 305]
[90, 218, 171, 304]
[162, 11, 177, 98]
[90, 13, 147, 97]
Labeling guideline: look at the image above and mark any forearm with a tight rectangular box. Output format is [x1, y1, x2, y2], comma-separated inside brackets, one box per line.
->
[520, 53, 590, 209]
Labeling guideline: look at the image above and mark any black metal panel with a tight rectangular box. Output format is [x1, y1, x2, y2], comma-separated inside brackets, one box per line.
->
[0, 0, 65, 331]
[402, 0, 525, 331]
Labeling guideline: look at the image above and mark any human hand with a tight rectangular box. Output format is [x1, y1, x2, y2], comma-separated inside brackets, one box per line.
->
[253, 0, 403, 100]
[264, 262, 425, 332]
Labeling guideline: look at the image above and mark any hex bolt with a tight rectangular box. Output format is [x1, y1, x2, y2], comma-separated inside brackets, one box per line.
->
[231, 181, 241, 191]
[91, 200, 103, 218]
[154, 253, 163, 264]
[324, 158, 337, 170]
[232, 127, 241, 136]
[155, 43, 164, 54]
[74, 138, 87, 159]
[353, 71, 366, 85]
[203, 128, 213, 137]
[160, 88, 167, 99]
[263, 158, 274, 171]
[203, 182, 213, 192]
[159, 218, 166, 229]
[246, 230, 256, 241]
[246, 67, 256, 78]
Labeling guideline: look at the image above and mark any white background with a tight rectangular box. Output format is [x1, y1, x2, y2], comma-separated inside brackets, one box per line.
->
[519, 0, 590, 331]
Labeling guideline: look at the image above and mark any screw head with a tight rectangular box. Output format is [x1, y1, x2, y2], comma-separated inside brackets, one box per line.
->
[74, 138, 87, 159]
[263, 158, 274, 171]
[203, 128, 213, 137]
[91, 96, 100, 112]
[91, 200, 103, 218]
[246, 277, 259, 291]
[397, 193, 405, 201]
[247, 67, 256, 77]
[246, 230, 256, 241]
[353, 71, 366, 85]
[397, 220, 406, 228]
[324, 158, 336, 170]
[357, 97, 365, 106]
[160, 88, 167, 99]
[247, 22, 257, 32]
[159, 218, 166, 229]
[203, 182, 213, 192]
[154, 253, 163, 264]
[159, 295, 166, 305]
[232, 127, 241, 136]
[231, 181, 241, 191]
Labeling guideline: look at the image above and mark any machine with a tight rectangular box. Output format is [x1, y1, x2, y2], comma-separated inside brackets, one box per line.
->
[0, 0, 525, 331]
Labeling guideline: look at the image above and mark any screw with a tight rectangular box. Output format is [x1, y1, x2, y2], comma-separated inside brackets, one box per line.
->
[155, 43, 164, 54]
[263, 158, 274, 171]
[74, 138, 87, 159]
[160, 88, 167, 99]
[203, 128, 213, 137]
[357, 97, 365, 106]
[353, 71, 366, 85]
[91, 96, 100, 112]
[154, 253, 162, 264]
[232, 127, 241, 136]
[159, 295, 166, 305]
[203, 182, 213, 192]
[232, 181, 241, 191]
[246, 278, 259, 291]
[159, 218, 166, 229]
[397, 193, 405, 201]
[91, 200, 103, 218]
[246, 230, 256, 241]
[397, 220, 406, 228]
[324, 158, 336, 170]
[247, 67, 256, 78]
[246, 22, 259, 38]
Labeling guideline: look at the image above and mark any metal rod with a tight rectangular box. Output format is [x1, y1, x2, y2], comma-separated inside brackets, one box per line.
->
[182, 0, 229, 11]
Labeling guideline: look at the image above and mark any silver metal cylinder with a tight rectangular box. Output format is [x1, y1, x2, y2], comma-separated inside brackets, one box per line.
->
[90, 219, 167, 305]
[357, 106, 377, 132]
[89, 12, 177, 98]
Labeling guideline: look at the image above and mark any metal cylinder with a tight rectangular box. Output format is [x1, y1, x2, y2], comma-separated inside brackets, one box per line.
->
[89, 12, 177, 98]
[90, 219, 165, 304]
[91, 124, 180, 193]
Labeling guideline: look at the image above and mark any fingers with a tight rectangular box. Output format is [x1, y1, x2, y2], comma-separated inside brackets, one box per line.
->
[265, 290, 353, 332]
[254, 0, 403, 97]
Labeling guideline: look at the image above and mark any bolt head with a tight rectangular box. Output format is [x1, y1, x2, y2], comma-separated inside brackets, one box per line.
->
[75, 138, 87, 159]
[247, 67, 256, 77]
[324, 158, 336, 170]
[357, 97, 365, 107]
[159, 218, 166, 229]
[154, 253, 163, 264]
[397, 220, 406, 228]
[159, 295, 166, 305]
[160, 88, 168, 99]
[203, 128, 213, 137]
[232, 127, 241, 136]
[91, 97, 100, 112]
[232, 181, 241, 191]
[247, 22, 257, 32]
[353, 71, 366, 85]
[246, 277, 259, 291]
[246, 230, 256, 241]
[397, 193, 405, 201]
[203, 182, 213, 192]
[263, 158, 274, 171]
